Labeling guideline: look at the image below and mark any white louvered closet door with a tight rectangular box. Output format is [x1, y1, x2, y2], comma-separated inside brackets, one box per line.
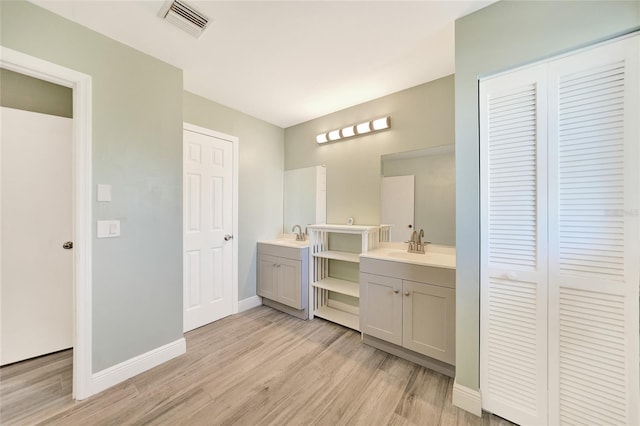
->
[480, 64, 549, 426]
[547, 36, 640, 426]
[481, 34, 639, 426]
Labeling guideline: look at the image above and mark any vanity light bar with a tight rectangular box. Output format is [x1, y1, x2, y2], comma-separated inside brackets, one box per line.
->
[316, 115, 391, 144]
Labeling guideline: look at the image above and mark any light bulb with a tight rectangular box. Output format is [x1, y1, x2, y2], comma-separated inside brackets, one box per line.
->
[341, 126, 355, 138]
[328, 129, 341, 141]
[356, 121, 371, 134]
[371, 116, 390, 131]
[316, 133, 328, 144]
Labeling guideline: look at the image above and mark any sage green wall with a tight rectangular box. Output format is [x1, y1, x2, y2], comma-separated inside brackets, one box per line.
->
[1, 0, 184, 372]
[455, 0, 640, 392]
[0, 68, 72, 118]
[285, 76, 454, 226]
[183, 91, 284, 301]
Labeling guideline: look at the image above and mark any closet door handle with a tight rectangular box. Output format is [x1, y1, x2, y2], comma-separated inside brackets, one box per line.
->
[404, 291, 410, 296]
[393, 289, 399, 294]
[505, 272, 518, 280]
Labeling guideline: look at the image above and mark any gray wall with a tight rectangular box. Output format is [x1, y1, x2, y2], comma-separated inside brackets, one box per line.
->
[455, 0, 640, 391]
[285, 75, 454, 226]
[1, 0, 184, 372]
[0, 68, 72, 118]
[183, 91, 284, 301]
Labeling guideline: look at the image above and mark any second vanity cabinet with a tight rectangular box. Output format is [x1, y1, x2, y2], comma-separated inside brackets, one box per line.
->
[360, 257, 456, 366]
[257, 242, 309, 319]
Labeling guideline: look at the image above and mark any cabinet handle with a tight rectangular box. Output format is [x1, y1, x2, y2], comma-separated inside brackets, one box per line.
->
[272, 264, 277, 267]
[404, 291, 410, 296]
[393, 289, 399, 294]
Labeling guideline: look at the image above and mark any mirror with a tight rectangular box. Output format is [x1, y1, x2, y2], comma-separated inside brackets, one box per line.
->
[283, 165, 326, 234]
[380, 145, 455, 245]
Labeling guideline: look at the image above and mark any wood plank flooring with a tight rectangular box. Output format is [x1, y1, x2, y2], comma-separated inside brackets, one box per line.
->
[0, 306, 515, 425]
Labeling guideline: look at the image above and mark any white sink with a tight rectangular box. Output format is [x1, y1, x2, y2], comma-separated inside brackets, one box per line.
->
[360, 243, 456, 269]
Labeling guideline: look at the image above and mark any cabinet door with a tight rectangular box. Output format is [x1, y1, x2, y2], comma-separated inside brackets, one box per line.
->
[257, 254, 277, 300]
[360, 272, 402, 346]
[277, 257, 302, 309]
[403, 280, 455, 365]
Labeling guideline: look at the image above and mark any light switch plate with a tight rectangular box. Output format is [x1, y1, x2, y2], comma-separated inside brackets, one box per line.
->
[97, 220, 120, 238]
[97, 184, 112, 202]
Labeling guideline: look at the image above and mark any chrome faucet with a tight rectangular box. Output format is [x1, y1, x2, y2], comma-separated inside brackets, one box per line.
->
[292, 224, 305, 241]
[408, 230, 418, 252]
[408, 229, 428, 254]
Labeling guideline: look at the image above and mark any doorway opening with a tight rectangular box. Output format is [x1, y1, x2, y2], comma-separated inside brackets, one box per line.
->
[0, 47, 93, 400]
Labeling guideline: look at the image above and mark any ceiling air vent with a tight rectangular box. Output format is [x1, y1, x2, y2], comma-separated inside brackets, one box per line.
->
[159, 0, 210, 38]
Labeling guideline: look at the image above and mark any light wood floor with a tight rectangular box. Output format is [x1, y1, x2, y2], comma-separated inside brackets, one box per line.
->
[1, 306, 515, 425]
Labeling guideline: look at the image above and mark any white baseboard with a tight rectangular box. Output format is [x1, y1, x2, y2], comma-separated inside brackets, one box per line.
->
[238, 295, 262, 312]
[452, 377, 482, 417]
[91, 337, 186, 395]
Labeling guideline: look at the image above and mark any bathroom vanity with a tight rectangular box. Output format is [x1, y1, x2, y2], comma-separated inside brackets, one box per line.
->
[257, 238, 309, 319]
[359, 243, 456, 377]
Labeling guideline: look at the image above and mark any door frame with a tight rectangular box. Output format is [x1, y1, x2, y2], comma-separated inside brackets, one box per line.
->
[183, 122, 239, 316]
[0, 46, 93, 400]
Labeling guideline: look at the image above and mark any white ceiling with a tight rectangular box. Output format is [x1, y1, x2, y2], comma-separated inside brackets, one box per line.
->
[31, 0, 495, 128]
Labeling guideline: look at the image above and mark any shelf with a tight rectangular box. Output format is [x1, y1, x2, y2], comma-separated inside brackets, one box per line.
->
[308, 224, 380, 233]
[313, 250, 360, 263]
[315, 305, 359, 331]
[312, 277, 359, 298]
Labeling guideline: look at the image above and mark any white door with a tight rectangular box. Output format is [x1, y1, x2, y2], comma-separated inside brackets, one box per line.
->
[380, 175, 414, 241]
[183, 128, 234, 332]
[480, 35, 639, 426]
[480, 64, 549, 426]
[546, 36, 639, 426]
[1, 107, 73, 366]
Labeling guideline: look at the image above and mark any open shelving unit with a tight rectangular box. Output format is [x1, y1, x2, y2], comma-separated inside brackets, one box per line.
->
[308, 224, 380, 331]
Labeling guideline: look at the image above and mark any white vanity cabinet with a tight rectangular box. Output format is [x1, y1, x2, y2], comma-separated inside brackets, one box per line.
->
[257, 242, 309, 319]
[360, 257, 456, 370]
